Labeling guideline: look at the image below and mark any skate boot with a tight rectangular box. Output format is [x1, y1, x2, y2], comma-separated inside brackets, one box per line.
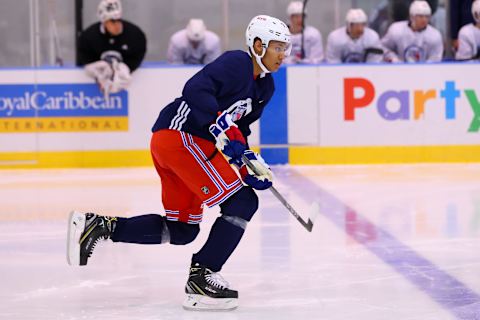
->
[67, 211, 117, 266]
[183, 263, 238, 311]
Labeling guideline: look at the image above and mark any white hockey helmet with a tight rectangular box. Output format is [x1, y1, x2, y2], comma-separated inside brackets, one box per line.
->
[245, 15, 291, 73]
[472, 0, 480, 22]
[186, 19, 206, 42]
[98, 0, 122, 23]
[409, 1, 432, 16]
[287, 1, 305, 16]
[346, 9, 368, 25]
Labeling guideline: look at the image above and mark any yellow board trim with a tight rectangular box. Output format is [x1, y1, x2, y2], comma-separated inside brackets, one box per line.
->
[289, 146, 480, 165]
[1, 145, 480, 169]
[0, 117, 128, 132]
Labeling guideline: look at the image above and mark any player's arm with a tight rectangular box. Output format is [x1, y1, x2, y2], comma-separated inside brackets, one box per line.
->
[455, 29, 474, 60]
[238, 150, 273, 190]
[426, 32, 444, 62]
[209, 116, 272, 190]
[380, 27, 400, 63]
[182, 52, 250, 129]
[125, 26, 147, 72]
[78, 30, 115, 92]
[77, 31, 98, 66]
[167, 37, 185, 64]
[209, 111, 247, 166]
[365, 30, 384, 63]
[303, 29, 324, 63]
[325, 32, 343, 63]
[203, 35, 222, 64]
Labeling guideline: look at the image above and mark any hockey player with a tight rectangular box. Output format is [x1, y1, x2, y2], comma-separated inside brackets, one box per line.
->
[284, 1, 324, 64]
[77, 0, 147, 94]
[326, 9, 383, 63]
[381, 0, 443, 62]
[456, 0, 480, 60]
[67, 15, 291, 311]
[167, 19, 222, 65]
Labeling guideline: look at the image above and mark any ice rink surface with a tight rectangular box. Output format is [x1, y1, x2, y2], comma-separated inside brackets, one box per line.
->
[1, 164, 480, 320]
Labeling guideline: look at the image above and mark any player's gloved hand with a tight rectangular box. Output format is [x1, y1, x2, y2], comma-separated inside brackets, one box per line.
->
[209, 111, 246, 166]
[109, 61, 132, 93]
[384, 52, 400, 63]
[239, 150, 273, 190]
[84, 60, 114, 87]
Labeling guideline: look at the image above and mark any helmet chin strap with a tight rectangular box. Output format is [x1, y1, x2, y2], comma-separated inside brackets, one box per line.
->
[248, 47, 271, 74]
[255, 53, 271, 73]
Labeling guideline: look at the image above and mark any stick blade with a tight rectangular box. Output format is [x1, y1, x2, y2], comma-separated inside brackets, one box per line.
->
[306, 202, 321, 232]
[305, 219, 314, 232]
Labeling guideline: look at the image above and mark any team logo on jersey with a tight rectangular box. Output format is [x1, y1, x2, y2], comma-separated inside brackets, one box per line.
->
[101, 50, 123, 62]
[201, 186, 210, 195]
[404, 45, 426, 63]
[290, 43, 302, 59]
[226, 98, 252, 121]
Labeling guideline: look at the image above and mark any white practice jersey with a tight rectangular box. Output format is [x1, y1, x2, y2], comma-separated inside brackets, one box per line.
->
[326, 26, 383, 63]
[381, 21, 443, 63]
[456, 24, 480, 60]
[284, 26, 324, 64]
[167, 29, 221, 65]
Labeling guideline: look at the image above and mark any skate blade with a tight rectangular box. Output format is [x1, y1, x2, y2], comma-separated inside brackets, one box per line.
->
[182, 294, 238, 311]
[66, 211, 85, 266]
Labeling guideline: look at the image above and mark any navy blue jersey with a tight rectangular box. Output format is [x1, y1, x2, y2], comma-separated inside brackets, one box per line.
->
[152, 50, 275, 143]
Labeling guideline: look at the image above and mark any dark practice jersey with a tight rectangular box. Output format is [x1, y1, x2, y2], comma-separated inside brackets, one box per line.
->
[77, 20, 147, 72]
[152, 50, 275, 144]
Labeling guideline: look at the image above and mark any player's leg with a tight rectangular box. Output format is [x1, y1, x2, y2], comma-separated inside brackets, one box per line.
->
[67, 138, 202, 266]
[111, 215, 200, 245]
[190, 186, 258, 271]
[67, 212, 201, 266]
[110, 166, 201, 246]
[159, 132, 255, 310]
[183, 187, 258, 310]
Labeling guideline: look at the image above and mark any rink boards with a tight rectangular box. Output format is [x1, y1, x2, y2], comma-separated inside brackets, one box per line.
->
[0, 63, 479, 168]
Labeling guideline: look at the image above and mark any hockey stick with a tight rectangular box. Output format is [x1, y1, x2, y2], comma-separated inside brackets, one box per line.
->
[242, 154, 314, 232]
[48, 0, 64, 66]
[51, 20, 64, 66]
[300, 0, 309, 60]
[363, 47, 384, 62]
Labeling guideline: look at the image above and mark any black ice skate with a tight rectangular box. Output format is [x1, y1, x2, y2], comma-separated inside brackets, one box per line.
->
[183, 263, 238, 311]
[67, 211, 117, 266]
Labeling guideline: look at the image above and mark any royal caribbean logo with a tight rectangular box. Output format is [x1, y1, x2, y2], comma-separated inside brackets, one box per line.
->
[0, 84, 128, 132]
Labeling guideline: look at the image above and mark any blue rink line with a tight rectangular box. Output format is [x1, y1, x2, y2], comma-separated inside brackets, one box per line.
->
[277, 167, 480, 319]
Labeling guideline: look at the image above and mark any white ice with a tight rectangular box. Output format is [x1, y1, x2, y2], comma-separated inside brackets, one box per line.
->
[1, 164, 480, 319]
